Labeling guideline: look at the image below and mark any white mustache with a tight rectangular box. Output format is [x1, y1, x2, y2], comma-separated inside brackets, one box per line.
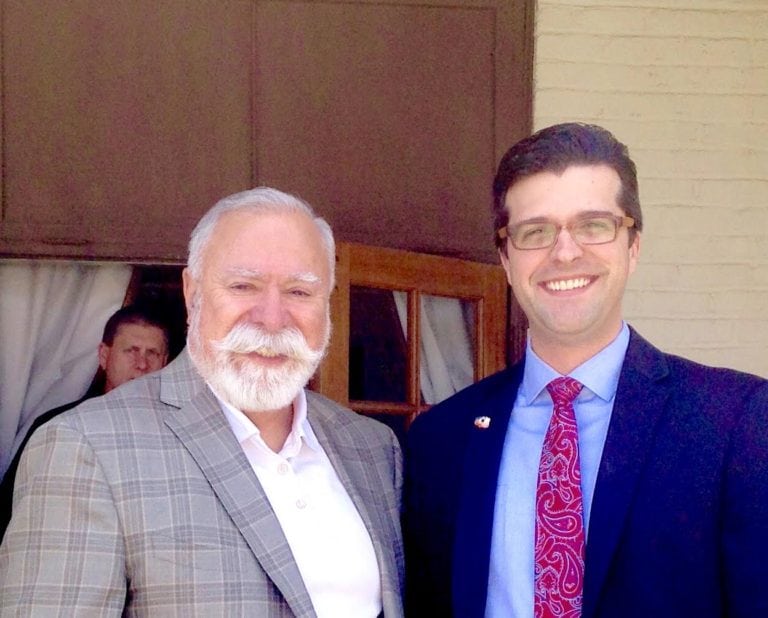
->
[211, 322, 321, 362]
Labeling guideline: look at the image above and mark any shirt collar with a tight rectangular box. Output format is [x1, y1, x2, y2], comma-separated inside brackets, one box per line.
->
[212, 386, 321, 458]
[520, 322, 630, 404]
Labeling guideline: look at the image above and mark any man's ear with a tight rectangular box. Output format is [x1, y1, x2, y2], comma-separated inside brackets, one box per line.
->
[628, 232, 641, 275]
[181, 268, 197, 322]
[498, 246, 508, 266]
[97, 342, 110, 371]
[498, 247, 513, 286]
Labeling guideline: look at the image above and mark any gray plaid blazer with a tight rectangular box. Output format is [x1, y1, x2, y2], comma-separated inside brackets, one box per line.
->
[0, 351, 404, 617]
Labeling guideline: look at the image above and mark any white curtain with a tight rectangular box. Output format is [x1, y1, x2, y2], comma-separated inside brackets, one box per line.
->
[0, 261, 132, 477]
[393, 292, 474, 405]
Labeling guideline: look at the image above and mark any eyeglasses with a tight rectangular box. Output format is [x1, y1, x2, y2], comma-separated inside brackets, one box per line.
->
[497, 213, 635, 250]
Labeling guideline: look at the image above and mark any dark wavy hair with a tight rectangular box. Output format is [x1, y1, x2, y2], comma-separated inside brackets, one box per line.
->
[492, 122, 642, 253]
[102, 304, 169, 349]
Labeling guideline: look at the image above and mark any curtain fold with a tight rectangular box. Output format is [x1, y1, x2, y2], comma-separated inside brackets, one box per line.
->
[0, 261, 132, 478]
[393, 292, 474, 405]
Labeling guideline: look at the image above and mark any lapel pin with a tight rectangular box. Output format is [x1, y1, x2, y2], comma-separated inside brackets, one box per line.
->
[474, 416, 491, 429]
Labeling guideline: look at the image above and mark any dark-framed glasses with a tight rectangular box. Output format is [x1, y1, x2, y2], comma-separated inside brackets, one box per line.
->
[497, 213, 635, 250]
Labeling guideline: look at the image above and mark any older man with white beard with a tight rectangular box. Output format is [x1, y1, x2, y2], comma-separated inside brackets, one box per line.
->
[0, 188, 405, 618]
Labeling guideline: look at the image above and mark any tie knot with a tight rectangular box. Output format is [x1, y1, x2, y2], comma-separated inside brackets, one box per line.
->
[546, 376, 583, 405]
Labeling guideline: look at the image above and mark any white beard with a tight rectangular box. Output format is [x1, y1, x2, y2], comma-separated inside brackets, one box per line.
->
[188, 301, 330, 413]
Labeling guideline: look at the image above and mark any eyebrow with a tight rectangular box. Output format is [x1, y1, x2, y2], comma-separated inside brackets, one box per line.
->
[123, 344, 162, 353]
[291, 272, 321, 285]
[224, 267, 264, 278]
[224, 267, 322, 285]
[512, 209, 617, 225]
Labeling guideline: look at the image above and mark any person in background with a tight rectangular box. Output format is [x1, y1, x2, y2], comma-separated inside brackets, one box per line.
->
[404, 122, 768, 618]
[0, 187, 404, 617]
[96, 304, 170, 394]
[0, 304, 170, 540]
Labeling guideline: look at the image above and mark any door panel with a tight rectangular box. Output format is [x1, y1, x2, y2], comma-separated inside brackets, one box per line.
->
[314, 242, 509, 430]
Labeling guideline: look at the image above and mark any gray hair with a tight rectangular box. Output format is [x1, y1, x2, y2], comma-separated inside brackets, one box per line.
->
[187, 187, 336, 288]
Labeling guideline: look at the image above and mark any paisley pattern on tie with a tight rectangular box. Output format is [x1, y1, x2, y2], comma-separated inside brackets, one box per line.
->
[534, 377, 585, 618]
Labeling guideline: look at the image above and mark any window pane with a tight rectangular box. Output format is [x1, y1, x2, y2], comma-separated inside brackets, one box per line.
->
[349, 286, 407, 402]
[419, 295, 476, 404]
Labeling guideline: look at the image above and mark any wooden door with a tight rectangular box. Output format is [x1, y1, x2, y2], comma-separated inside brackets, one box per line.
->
[0, 0, 253, 260]
[0, 0, 533, 265]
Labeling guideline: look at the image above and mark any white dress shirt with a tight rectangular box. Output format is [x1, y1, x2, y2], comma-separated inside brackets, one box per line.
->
[215, 388, 382, 618]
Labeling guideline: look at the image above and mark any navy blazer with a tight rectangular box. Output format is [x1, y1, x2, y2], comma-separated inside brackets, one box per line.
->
[403, 329, 768, 617]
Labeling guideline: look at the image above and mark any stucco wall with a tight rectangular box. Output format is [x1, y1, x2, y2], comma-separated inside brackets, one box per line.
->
[533, 0, 768, 377]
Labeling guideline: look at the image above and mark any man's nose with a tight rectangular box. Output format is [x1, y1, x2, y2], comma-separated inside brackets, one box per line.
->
[248, 288, 289, 331]
[135, 352, 150, 370]
[550, 226, 584, 263]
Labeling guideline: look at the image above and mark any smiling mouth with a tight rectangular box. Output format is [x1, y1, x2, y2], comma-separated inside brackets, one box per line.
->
[245, 347, 285, 359]
[544, 277, 592, 292]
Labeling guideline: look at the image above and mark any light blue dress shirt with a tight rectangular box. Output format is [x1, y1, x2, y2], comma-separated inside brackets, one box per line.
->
[485, 323, 630, 618]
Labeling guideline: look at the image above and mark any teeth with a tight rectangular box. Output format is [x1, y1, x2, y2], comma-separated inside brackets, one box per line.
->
[254, 347, 279, 357]
[546, 278, 590, 291]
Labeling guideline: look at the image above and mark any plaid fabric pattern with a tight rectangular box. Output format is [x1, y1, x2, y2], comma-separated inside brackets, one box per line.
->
[0, 351, 404, 617]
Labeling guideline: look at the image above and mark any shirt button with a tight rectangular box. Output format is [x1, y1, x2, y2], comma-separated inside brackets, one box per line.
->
[296, 499, 307, 509]
[277, 463, 290, 475]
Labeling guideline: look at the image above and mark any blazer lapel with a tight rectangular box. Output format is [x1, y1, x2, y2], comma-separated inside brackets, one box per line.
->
[582, 331, 671, 617]
[307, 394, 404, 618]
[452, 364, 523, 618]
[160, 360, 316, 618]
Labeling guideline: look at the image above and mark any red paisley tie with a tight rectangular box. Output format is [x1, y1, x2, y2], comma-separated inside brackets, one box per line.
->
[534, 377, 585, 618]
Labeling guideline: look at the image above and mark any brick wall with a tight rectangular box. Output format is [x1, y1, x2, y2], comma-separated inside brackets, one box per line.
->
[533, 0, 768, 377]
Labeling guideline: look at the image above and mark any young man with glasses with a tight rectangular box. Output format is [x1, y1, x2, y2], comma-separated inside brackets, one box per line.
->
[404, 123, 768, 618]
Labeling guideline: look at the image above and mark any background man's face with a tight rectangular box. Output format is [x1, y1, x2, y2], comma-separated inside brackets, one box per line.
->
[183, 208, 332, 413]
[98, 322, 169, 392]
[500, 164, 640, 353]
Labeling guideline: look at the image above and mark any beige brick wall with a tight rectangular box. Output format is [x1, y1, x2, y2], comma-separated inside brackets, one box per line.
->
[533, 0, 768, 377]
